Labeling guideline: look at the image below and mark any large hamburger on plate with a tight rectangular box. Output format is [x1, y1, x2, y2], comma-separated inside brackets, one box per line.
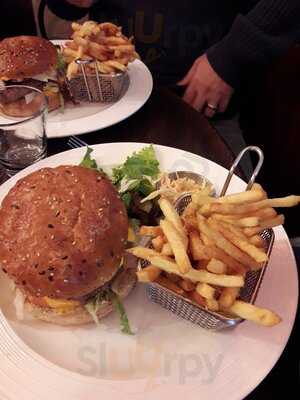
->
[0, 165, 136, 332]
[0, 36, 68, 117]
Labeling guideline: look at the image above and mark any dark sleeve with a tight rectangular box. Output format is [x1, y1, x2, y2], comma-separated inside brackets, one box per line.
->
[46, 0, 90, 21]
[206, 0, 300, 87]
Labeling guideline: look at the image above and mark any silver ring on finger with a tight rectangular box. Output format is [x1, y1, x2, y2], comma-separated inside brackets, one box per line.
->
[206, 103, 218, 112]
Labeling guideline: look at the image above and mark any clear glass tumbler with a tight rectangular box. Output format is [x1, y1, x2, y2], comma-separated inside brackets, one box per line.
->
[0, 85, 47, 177]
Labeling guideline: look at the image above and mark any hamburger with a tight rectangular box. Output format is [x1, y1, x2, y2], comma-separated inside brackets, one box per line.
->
[0, 166, 136, 331]
[0, 36, 70, 117]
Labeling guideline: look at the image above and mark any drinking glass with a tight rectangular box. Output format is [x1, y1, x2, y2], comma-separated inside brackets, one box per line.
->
[0, 85, 47, 177]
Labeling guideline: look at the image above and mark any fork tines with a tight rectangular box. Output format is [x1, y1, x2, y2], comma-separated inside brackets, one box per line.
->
[67, 136, 89, 149]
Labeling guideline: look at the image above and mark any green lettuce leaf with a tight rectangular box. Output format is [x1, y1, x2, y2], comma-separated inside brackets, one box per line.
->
[80, 147, 98, 169]
[121, 192, 132, 209]
[56, 49, 66, 71]
[108, 290, 134, 335]
[84, 288, 133, 335]
[112, 145, 159, 182]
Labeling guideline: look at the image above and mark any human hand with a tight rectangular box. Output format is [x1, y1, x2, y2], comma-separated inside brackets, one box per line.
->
[178, 54, 234, 118]
[66, 0, 94, 7]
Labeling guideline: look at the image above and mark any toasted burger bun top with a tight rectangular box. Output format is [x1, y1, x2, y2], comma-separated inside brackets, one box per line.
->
[0, 36, 57, 80]
[0, 166, 128, 299]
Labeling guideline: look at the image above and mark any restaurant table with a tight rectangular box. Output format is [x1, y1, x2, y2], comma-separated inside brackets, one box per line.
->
[1, 87, 298, 399]
[47, 87, 237, 169]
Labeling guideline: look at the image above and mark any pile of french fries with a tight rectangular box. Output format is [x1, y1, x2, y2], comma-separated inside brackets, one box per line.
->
[128, 184, 300, 327]
[62, 21, 140, 79]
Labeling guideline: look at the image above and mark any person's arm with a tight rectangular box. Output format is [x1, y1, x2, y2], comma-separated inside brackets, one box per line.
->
[45, 0, 94, 21]
[179, 0, 300, 116]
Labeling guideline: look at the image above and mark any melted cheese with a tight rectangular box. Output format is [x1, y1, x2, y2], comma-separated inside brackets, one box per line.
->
[44, 297, 80, 314]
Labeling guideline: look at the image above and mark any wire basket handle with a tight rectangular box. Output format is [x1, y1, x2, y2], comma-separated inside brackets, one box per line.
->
[220, 146, 264, 196]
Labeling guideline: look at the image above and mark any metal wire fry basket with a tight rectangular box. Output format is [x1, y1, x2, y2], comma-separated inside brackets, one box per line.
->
[139, 146, 275, 331]
[68, 58, 127, 103]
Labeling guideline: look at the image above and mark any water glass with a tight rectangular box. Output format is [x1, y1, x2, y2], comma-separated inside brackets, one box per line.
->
[0, 85, 47, 177]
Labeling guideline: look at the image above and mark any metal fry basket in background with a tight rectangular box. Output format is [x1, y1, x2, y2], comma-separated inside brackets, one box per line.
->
[68, 58, 127, 103]
[139, 146, 275, 331]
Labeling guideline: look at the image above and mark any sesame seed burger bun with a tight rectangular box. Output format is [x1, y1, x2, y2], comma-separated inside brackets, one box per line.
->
[0, 36, 58, 81]
[0, 165, 129, 300]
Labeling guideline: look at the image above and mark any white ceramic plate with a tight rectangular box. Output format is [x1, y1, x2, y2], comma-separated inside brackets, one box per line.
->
[0, 143, 298, 400]
[0, 41, 153, 138]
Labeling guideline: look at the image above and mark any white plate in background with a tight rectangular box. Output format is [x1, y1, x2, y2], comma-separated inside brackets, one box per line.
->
[0, 40, 153, 139]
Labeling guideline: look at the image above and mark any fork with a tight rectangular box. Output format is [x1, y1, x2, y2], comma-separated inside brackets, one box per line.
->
[67, 136, 89, 149]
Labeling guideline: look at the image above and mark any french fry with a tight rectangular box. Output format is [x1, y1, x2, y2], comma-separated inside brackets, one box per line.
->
[200, 232, 215, 246]
[96, 62, 114, 74]
[66, 61, 79, 80]
[77, 45, 85, 58]
[158, 198, 188, 248]
[88, 44, 109, 61]
[208, 218, 268, 264]
[189, 230, 209, 260]
[221, 222, 248, 240]
[201, 196, 300, 216]
[140, 226, 163, 237]
[211, 207, 276, 221]
[191, 192, 215, 206]
[100, 36, 128, 45]
[65, 41, 78, 50]
[161, 243, 173, 256]
[63, 55, 76, 64]
[197, 214, 258, 269]
[244, 214, 285, 236]
[160, 219, 192, 273]
[113, 56, 130, 65]
[165, 272, 181, 283]
[206, 258, 227, 274]
[189, 290, 206, 307]
[205, 298, 219, 312]
[151, 235, 165, 252]
[196, 260, 209, 269]
[107, 44, 135, 52]
[217, 189, 266, 204]
[183, 214, 198, 230]
[251, 183, 265, 192]
[196, 282, 215, 299]
[73, 36, 89, 49]
[63, 47, 79, 58]
[71, 22, 81, 31]
[127, 246, 161, 263]
[99, 22, 120, 34]
[212, 214, 260, 227]
[202, 245, 246, 275]
[219, 287, 240, 309]
[155, 276, 185, 296]
[149, 256, 245, 287]
[182, 201, 198, 218]
[249, 235, 266, 247]
[229, 300, 281, 327]
[179, 279, 195, 292]
[137, 265, 161, 282]
[248, 207, 277, 220]
[103, 59, 127, 72]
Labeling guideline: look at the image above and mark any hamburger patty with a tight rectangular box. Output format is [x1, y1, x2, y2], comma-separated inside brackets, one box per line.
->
[0, 166, 128, 299]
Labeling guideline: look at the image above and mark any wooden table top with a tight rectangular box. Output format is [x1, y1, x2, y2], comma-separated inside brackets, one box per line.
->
[47, 87, 237, 173]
